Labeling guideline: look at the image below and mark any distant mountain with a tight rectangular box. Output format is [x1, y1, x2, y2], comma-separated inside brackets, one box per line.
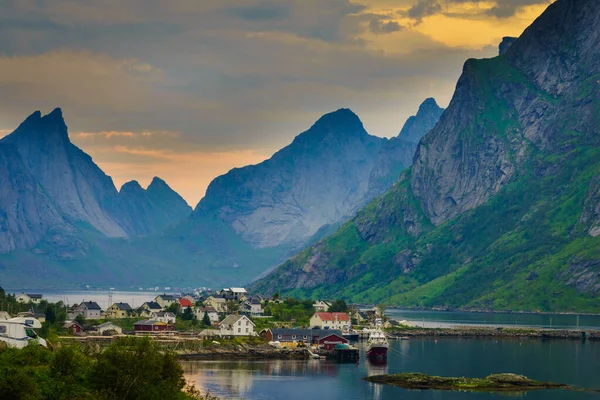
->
[2, 109, 127, 237]
[398, 98, 444, 143]
[0, 109, 189, 251]
[195, 104, 441, 249]
[252, 0, 600, 313]
[117, 178, 192, 236]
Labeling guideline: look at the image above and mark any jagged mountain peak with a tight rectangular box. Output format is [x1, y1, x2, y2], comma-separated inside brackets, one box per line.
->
[120, 180, 144, 193]
[398, 98, 445, 143]
[499, 37, 518, 55]
[148, 176, 169, 190]
[296, 108, 366, 143]
[5, 107, 69, 143]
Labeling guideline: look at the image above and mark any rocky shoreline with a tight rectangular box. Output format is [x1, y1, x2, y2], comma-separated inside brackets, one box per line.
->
[389, 327, 600, 340]
[177, 343, 309, 360]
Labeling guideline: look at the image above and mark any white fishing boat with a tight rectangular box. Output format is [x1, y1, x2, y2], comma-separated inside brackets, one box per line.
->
[366, 329, 389, 360]
[0, 318, 47, 349]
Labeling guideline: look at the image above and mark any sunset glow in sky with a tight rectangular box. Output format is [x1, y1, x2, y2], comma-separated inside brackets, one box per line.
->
[0, 0, 553, 205]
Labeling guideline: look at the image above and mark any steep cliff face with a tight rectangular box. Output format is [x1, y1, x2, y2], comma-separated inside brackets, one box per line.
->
[253, 0, 600, 312]
[1, 109, 126, 237]
[117, 178, 191, 236]
[0, 143, 63, 253]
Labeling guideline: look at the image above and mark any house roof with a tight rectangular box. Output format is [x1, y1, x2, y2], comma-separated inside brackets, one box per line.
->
[157, 294, 177, 301]
[80, 301, 102, 310]
[220, 314, 254, 326]
[152, 311, 176, 318]
[111, 302, 132, 311]
[142, 301, 162, 310]
[178, 299, 193, 307]
[318, 333, 348, 343]
[313, 312, 350, 322]
[224, 287, 247, 294]
[134, 319, 168, 326]
[249, 298, 261, 305]
[25, 294, 43, 299]
[64, 321, 82, 329]
[207, 297, 226, 303]
[197, 307, 217, 313]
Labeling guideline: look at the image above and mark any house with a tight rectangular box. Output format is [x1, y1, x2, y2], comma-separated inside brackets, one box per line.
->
[313, 300, 331, 312]
[150, 311, 177, 324]
[205, 296, 227, 313]
[154, 294, 177, 309]
[309, 312, 351, 330]
[16, 293, 43, 304]
[63, 321, 84, 335]
[0, 311, 10, 320]
[221, 287, 247, 301]
[16, 312, 46, 323]
[318, 333, 348, 350]
[105, 302, 132, 319]
[219, 315, 255, 336]
[134, 319, 173, 333]
[242, 298, 263, 316]
[75, 301, 102, 319]
[178, 298, 194, 309]
[349, 310, 368, 324]
[195, 307, 219, 323]
[139, 301, 162, 317]
[96, 322, 123, 335]
[260, 329, 342, 347]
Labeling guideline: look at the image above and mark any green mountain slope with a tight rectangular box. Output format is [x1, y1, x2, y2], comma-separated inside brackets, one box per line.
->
[252, 0, 600, 312]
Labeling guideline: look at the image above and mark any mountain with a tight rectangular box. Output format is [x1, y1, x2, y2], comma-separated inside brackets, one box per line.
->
[0, 109, 190, 250]
[398, 98, 445, 143]
[1, 109, 127, 237]
[117, 178, 192, 236]
[195, 104, 442, 249]
[252, 0, 600, 313]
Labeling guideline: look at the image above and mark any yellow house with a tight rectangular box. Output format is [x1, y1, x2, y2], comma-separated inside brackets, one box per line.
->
[105, 302, 132, 319]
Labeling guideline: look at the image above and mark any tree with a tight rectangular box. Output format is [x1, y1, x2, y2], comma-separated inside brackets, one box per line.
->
[181, 306, 195, 321]
[166, 302, 181, 315]
[74, 314, 86, 326]
[329, 300, 349, 313]
[226, 301, 239, 314]
[202, 312, 211, 327]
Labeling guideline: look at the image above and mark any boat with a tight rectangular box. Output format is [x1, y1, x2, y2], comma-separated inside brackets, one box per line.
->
[366, 329, 389, 360]
[0, 318, 48, 349]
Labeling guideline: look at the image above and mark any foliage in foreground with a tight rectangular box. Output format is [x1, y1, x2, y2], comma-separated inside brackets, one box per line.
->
[0, 337, 216, 400]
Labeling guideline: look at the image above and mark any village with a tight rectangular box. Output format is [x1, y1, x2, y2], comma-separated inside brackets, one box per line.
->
[3, 288, 392, 360]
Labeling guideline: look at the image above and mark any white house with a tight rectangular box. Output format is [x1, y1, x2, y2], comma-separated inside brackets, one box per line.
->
[154, 294, 177, 309]
[242, 298, 263, 316]
[309, 312, 350, 330]
[221, 287, 247, 301]
[195, 307, 219, 323]
[150, 311, 177, 324]
[75, 301, 102, 319]
[313, 301, 331, 312]
[16, 293, 43, 304]
[219, 314, 255, 336]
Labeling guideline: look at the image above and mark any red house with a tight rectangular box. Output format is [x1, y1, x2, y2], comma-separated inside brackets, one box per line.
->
[134, 319, 174, 333]
[318, 333, 348, 350]
[64, 321, 83, 336]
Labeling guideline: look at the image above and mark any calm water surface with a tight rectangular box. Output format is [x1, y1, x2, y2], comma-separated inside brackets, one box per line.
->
[386, 309, 600, 330]
[182, 338, 600, 400]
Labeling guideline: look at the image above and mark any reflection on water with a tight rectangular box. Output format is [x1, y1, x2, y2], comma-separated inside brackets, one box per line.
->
[182, 338, 600, 400]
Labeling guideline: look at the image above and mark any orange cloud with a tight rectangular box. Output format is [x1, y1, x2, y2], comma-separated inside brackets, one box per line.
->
[74, 130, 180, 139]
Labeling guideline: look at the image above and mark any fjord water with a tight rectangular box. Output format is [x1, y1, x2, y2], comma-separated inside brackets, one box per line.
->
[183, 338, 600, 400]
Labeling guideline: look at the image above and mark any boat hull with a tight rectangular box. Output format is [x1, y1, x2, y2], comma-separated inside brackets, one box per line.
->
[367, 346, 388, 359]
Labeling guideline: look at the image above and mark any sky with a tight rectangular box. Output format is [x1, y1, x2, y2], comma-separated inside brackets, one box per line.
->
[0, 0, 553, 206]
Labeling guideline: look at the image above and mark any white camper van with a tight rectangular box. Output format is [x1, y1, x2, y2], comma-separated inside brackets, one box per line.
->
[0, 318, 48, 349]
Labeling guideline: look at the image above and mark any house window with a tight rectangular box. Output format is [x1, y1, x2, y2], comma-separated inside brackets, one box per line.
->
[246, 321, 249, 326]
[0, 326, 6, 333]
[246, 328, 249, 333]
[238, 328, 241, 333]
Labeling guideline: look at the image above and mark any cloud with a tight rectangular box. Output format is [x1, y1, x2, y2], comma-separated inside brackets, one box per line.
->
[407, 0, 442, 22]
[368, 18, 404, 33]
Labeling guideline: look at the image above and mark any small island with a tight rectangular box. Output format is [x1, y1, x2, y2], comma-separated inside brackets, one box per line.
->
[363, 373, 570, 392]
